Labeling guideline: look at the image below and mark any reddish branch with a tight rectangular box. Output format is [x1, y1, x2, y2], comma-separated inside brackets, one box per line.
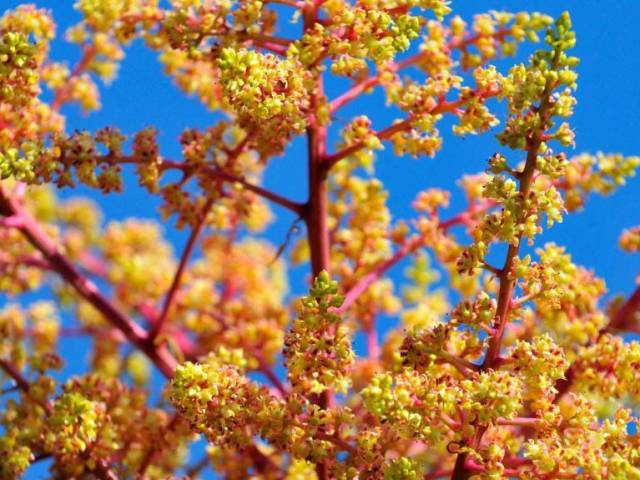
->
[0, 189, 281, 476]
[305, 115, 331, 278]
[334, 200, 493, 315]
[102, 155, 305, 216]
[323, 88, 501, 171]
[137, 413, 181, 477]
[322, 117, 412, 169]
[0, 358, 52, 413]
[554, 283, 640, 401]
[51, 45, 97, 111]
[256, 355, 289, 398]
[264, 0, 303, 7]
[481, 85, 557, 370]
[329, 74, 384, 114]
[198, 164, 305, 216]
[329, 28, 511, 114]
[609, 284, 640, 331]
[0, 253, 52, 270]
[302, 3, 333, 479]
[365, 322, 379, 360]
[0, 187, 178, 378]
[450, 70, 558, 480]
[150, 198, 214, 340]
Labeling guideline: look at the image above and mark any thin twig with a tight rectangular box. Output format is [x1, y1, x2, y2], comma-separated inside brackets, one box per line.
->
[0, 359, 51, 413]
[51, 45, 97, 111]
[0, 187, 178, 378]
[329, 28, 512, 114]
[101, 155, 305, 216]
[333, 201, 492, 315]
[270, 216, 304, 266]
[323, 88, 501, 171]
[150, 198, 214, 339]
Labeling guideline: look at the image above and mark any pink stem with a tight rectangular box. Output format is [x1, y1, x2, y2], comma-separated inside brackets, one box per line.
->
[323, 89, 501, 170]
[150, 198, 213, 339]
[0, 187, 177, 378]
[334, 200, 492, 315]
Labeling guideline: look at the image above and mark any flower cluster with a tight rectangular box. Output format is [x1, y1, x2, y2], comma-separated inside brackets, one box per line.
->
[284, 271, 354, 394]
[218, 48, 311, 156]
[170, 354, 275, 448]
[560, 153, 640, 211]
[2, 1, 640, 479]
[517, 243, 608, 347]
[179, 234, 289, 366]
[620, 226, 640, 253]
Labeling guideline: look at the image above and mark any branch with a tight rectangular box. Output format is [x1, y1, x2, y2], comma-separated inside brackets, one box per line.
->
[303, 3, 333, 479]
[264, 0, 303, 7]
[185, 456, 211, 479]
[315, 432, 357, 455]
[137, 413, 181, 477]
[451, 55, 559, 480]
[256, 356, 289, 398]
[150, 198, 214, 340]
[0, 251, 53, 272]
[365, 322, 379, 360]
[333, 200, 492, 315]
[105, 155, 305, 216]
[323, 89, 500, 171]
[51, 44, 97, 111]
[481, 89, 555, 369]
[322, 117, 412, 170]
[329, 28, 512, 114]
[609, 284, 640, 331]
[329, 74, 382, 113]
[247, 33, 293, 47]
[1, 189, 271, 477]
[554, 283, 640, 401]
[0, 187, 178, 378]
[0, 359, 51, 413]
[496, 416, 542, 428]
[203, 164, 305, 215]
[438, 351, 481, 375]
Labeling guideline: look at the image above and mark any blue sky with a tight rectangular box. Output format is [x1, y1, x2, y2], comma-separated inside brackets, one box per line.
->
[3, 0, 640, 478]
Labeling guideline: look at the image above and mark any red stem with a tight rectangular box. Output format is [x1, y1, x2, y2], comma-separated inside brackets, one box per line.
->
[303, 4, 333, 479]
[324, 89, 500, 171]
[104, 155, 305, 216]
[451, 56, 559, 480]
[334, 200, 492, 315]
[609, 285, 640, 330]
[555, 283, 640, 401]
[366, 324, 379, 360]
[257, 356, 289, 398]
[51, 45, 97, 111]
[481, 93, 554, 369]
[0, 359, 51, 413]
[0, 187, 178, 378]
[496, 416, 541, 428]
[329, 28, 511, 114]
[150, 198, 213, 339]
[306, 126, 331, 277]
[322, 118, 412, 169]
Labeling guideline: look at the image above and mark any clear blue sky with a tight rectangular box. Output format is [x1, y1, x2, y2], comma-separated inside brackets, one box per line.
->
[4, 1, 640, 478]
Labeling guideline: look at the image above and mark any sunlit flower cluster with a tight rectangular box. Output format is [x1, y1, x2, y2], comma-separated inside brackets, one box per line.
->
[1, 1, 640, 479]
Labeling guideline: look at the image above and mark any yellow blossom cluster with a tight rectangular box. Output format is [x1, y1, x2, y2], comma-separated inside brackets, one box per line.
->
[1, 1, 640, 479]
